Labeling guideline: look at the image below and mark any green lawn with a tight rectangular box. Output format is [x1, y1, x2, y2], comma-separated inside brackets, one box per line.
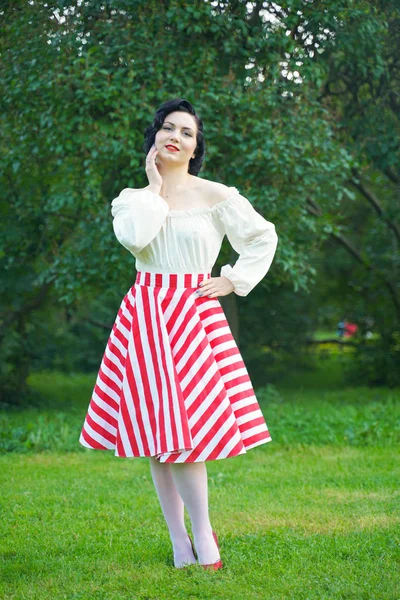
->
[1, 367, 399, 599]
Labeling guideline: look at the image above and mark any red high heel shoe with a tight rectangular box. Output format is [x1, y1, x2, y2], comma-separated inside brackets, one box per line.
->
[200, 530, 223, 570]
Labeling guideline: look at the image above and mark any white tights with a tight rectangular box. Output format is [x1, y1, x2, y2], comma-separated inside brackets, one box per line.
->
[149, 457, 220, 567]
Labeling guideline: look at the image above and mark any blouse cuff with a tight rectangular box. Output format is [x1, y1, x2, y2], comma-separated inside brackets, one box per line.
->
[220, 264, 248, 297]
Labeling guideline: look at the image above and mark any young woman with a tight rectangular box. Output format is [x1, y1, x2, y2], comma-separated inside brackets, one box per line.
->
[79, 98, 279, 570]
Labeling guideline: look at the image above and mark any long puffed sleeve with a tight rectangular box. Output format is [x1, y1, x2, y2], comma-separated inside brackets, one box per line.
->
[219, 192, 278, 296]
[110, 188, 169, 255]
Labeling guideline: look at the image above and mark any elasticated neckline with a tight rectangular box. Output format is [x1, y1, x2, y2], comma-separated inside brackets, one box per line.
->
[167, 187, 240, 217]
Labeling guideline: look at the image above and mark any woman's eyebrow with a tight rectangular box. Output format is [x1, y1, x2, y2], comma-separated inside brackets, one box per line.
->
[164, 120, 195, 133]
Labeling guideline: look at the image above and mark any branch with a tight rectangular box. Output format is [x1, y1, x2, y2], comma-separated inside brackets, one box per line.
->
[247, 0, 264, 27]
[305, 198, 400, 321]
[85, 317, 113, 331]
[350, 169, 400, 245]
[384, 166, 400, 185]
[0, 280, 53, 341]
[305, 196, 322, 216]
[388, 90, 400, 119]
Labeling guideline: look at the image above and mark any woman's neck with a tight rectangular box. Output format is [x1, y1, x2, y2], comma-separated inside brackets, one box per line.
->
[157, 164, 195, 197]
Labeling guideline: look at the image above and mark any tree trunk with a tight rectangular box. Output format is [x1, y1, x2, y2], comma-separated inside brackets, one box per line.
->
[220, 292, 240, 348]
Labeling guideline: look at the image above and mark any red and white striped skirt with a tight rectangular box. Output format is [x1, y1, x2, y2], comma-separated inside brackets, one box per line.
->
[79, 271, 272, 463]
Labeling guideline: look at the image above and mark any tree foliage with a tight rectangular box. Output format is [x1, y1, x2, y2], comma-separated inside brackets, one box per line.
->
[0, 0, 398, 402]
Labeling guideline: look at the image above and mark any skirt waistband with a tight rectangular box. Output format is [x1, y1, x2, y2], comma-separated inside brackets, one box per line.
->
[135, 271, 211, 288]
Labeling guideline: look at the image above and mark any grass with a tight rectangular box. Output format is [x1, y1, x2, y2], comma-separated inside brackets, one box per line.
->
[2, 365, 398, 454]
[1, 447, 399, 599]
[1, 361, 399, 599]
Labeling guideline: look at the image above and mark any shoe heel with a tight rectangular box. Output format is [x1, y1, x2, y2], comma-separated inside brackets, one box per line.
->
[200, 530, 223, 570]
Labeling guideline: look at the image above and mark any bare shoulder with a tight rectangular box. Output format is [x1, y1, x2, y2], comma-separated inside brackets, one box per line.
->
[197, 178, 233, 205]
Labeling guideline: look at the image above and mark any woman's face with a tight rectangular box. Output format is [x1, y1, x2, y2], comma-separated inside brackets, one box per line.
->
[154, 111, 198, 167]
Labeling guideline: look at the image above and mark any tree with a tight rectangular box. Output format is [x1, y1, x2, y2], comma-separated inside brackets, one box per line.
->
[6, 0, 389, 403]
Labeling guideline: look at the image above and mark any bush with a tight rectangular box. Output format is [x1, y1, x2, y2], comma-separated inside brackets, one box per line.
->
[344, 331, 400, 387]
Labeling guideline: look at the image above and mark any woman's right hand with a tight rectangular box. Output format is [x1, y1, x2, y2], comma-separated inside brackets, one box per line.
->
[145, 144, 163, 192]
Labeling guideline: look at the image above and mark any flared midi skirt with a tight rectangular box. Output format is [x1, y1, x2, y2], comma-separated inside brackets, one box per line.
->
[79, 271, 272, 463]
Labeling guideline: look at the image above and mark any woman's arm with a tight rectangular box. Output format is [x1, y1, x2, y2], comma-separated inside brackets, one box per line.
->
[111, 188, 169, 255]
[219, 192, 278, 296]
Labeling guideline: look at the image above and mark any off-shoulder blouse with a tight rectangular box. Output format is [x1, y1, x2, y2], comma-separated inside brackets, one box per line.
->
[110, 186, 278, 297]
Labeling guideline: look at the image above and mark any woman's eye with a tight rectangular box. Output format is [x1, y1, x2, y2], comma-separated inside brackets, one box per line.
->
[163, 126, 191, 137]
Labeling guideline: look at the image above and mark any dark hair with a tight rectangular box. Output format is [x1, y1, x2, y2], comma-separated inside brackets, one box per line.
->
[143, 98, 205, 176]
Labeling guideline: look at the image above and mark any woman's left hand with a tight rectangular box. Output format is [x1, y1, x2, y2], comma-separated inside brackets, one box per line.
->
[195, 276, 235, 298]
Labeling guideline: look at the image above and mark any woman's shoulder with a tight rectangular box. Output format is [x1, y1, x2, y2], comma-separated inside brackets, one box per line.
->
[118, 180, 237, 208]
[197, 178, 235, 205]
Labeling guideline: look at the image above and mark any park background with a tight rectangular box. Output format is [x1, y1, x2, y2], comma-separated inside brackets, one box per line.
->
[0, 1, 399, 598]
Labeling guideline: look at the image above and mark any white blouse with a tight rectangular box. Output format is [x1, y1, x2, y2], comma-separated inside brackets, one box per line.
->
[110, 186, 278, 297]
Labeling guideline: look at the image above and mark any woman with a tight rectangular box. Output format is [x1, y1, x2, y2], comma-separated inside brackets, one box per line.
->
[79, 98, 279, 570]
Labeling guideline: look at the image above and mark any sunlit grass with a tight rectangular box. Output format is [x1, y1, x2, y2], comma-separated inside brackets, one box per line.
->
[1, 446, 398, 599]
